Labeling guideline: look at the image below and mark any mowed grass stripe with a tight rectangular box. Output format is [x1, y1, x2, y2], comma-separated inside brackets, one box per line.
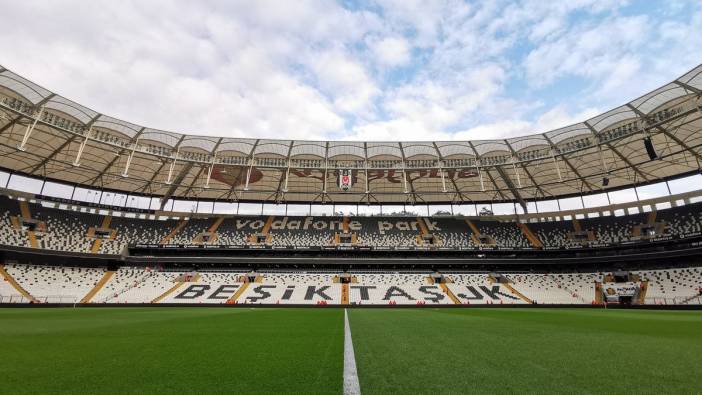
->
[348, 308, 702, 394]
[343, 309, 361, 395]
[0, 308, 344, 394]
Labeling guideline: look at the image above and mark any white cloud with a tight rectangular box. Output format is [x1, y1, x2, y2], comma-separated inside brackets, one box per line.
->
[369, 37, 412, 67]
[0, 0, 698, 146]
[0, 0, 367, 140]
[524, 15, 651, 88]
[348, 119, 449, 142]
[453, 105, 600, 141]
[308, 50, 380, 116]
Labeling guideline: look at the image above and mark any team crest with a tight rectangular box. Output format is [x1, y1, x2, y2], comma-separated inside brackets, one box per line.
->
[338, 169, 352, 191]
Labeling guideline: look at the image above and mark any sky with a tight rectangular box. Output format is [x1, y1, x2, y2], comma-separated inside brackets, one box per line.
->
[0, 0, 700, 143]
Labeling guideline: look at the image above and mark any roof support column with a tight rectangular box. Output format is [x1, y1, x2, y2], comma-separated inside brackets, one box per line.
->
[364, 143, 370, 195]
[401, 163, 408, 193]
[512, 161, 522, 188]
[283, 163, 291, 192]
[550, 148, 563, 181]
[597, 144, 608, 175]
[397, 142, 416, 201]
[439, 162, 447, 192]
[72, 125, 94, 167]
[166, 146, 180, 184]
[204, 138, 223, 189]
[204, 154, 216, 188]
[323, 142, 329, 195]
[431, 142, 464, 201]
[244, 154, 254, 191]
[122, 137, 140, 177]
[17, 105, 44, 151]
[476, 160, 485, 191]
[495, 165, 528, 213]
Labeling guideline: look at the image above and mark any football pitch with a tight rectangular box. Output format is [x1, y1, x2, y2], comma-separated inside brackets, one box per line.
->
[0, 308, 700, 394]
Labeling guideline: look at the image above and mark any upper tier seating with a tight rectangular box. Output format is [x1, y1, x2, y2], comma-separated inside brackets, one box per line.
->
[270, 231, 334, 247]
[580, 213, 647, 244]
[432, 218, 475, 247]
[530, 221, 574, 247]
[100, 216, 179, 254]
[167, 218, 212, 244]
[0, 210, 31, 248]
[355, 217, 419, 247]
[656, 205, 702, 236]
[1, 194, 702, 252]
[211, 218, 250, 245]
[34, 206, 99, 253]
[474, 220, 529, 247]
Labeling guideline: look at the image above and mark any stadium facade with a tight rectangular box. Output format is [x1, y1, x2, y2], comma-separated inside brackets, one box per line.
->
[0, 65, 701, 307]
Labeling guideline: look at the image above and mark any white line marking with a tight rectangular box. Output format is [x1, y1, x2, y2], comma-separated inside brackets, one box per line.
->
[344, 308, 361, 395]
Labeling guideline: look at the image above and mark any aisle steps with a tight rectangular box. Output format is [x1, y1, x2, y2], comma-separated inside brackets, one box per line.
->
[501, 282, 534, 304]
[517, 222, 543, 248]
[18, 201, 38, 248]
[439, 283, 461, 304]
[227, 282, 250, 303]
[0, 264, 38, 303]
[160, 219, 189, 244]
[80, 271, 115, 303]
[465, 219, 482, 245]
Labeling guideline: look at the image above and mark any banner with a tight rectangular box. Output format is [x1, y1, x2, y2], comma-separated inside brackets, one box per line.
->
[602, 282, 639, 298]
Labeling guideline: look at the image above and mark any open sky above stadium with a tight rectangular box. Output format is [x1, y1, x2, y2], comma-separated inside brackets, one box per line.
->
[1, 0, 700, 142]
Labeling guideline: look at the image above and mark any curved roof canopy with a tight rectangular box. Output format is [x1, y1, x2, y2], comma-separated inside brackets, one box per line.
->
[0, 64, 701, 209]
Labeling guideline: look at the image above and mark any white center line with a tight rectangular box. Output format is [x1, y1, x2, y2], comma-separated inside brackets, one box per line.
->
[344, 308, 361, 395]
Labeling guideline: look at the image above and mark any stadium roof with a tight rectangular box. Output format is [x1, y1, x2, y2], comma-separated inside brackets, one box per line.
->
[0, 64, 701, 210]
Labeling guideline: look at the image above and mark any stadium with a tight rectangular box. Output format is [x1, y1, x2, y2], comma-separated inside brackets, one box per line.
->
[2, 2, 702, 394]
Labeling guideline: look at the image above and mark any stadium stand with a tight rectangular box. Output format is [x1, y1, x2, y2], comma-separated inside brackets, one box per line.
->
[530, 220, 575, 248]
[4, 264, 103, 303]
[96, 269, 186, 304]
[432, 218, 475, 247]
[267, 217, 341, 247]
[0, 210, 31, 248]
[508, 273, 582, 304]
[580, 213, 648, 245]
[1, 265, 700, 305]
[100, 216, 178, 254]
[0, 265, 27, 302]
[549, 272, 599, 303]
[212, 218, 251, 245]
[473, 219, 530, 247]
[656, 205, 702, 237]
[3, 200, 702, 252]
[167, 218, 213, 245]
[1, 63, 701, 312]
[446, 273, 526, 304]
[635, 267, 702, 304]
[355, 217, 419, 247]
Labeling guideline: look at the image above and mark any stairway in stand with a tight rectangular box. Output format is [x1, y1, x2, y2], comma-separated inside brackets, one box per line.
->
[80, 271, 115, 303]
[0, 264, 38, 303]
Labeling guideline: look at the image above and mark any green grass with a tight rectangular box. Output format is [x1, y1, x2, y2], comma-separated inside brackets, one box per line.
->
[0, 308, 700, 394]
[0, 308, 343, 394]
[349, 308, 702, 394]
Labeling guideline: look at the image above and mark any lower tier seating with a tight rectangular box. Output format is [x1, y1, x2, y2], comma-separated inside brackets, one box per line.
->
[2, 265, 699, 305]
